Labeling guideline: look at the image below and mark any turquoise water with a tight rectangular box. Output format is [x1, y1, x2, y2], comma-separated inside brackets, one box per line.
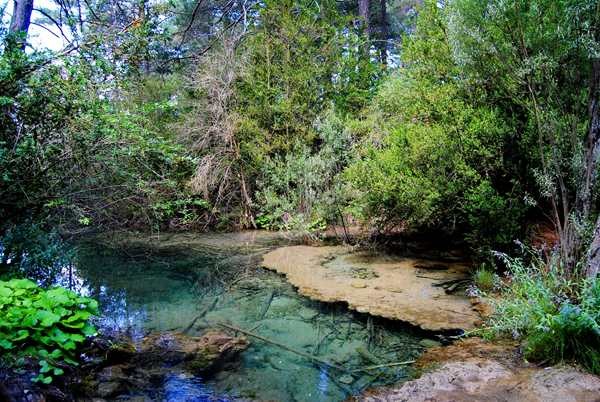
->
[62, 232, 424, 401]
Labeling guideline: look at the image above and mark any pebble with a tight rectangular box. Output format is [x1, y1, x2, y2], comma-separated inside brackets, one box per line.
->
[339, 374, 355, 384]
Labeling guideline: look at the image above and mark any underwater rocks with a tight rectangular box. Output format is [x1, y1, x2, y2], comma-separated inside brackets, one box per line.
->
[262, 245, 481, 331]
[137, 330, 249, 374]
[79, 330, 249, 399]
[359, 338, 600, 402]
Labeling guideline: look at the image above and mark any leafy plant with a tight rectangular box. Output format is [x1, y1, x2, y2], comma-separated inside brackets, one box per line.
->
[0, 279, 98, 384]
[473, 265, 497, 293]
[484, 253, 600, 374]
[255, 111, 353, 233]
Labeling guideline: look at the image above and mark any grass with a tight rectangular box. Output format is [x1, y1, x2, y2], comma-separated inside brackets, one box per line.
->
[483, 252, 600, 374]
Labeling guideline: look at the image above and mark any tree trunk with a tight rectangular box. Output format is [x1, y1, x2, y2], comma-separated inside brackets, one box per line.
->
[377, 0, 387, 66]
[358, 0, 370, 30]
[584, 59, 600, 278]
[358, 0, 370, 57]
[9, 0, 34, 50]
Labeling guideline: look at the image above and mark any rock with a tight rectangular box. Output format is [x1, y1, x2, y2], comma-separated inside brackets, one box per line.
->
[185, 331, 249, 373]
[94, 365, 129, 398]
[262, 246, 481, 331]
[339, 374, 355, 384]
[123, 396, 152, 402]
[419, 339, 442, 348]
[96, 381, 125, 398]
[361, 338, 600, 402]
[361, 360, 600, 402]
[137, 330, 249, 375]
[106, 339, 137, 364]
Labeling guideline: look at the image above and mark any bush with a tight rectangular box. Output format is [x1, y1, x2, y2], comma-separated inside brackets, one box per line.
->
[485, 253, 600, 374]
[255, 111, 353, 233]
[344, 1, 518, 247]
[473, 266, 497, 293]
[0, 279, 98, 384]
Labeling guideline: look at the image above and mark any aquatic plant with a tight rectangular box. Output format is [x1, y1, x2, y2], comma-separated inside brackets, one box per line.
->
[0, 279, 98, 384]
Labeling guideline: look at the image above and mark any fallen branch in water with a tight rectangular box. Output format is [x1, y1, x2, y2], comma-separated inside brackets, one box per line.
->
[183, 297, 219, 334]
[258, 290, 275, 320]
[352, 360, 415, 373]
[217, 322, 350, 372]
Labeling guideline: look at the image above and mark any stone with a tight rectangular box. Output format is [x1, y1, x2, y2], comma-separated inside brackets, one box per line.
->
[262, 246, 481, 331]
[96, 381, 125, 398]
[362, 338, 600, 402]
[339, 375, 355, 384]
[106, 340, 137, 364]
[361, 360, 600, 402]
[137, 330, 249, 375]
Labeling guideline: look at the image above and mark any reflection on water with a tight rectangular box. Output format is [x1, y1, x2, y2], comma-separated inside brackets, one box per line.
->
[56, 232, 422, 402]
[162, 371, 233, 402]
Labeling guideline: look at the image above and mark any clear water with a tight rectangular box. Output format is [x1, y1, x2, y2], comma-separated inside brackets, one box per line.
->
[61, 232, 424, 402]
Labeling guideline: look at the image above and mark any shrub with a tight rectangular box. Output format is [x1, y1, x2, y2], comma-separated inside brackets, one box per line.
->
[0, 279, 98, 384]
[485, 253, 600, 374]
[473, 266, 497, 293]
[255, 111, 353, 233]
[344, 1, 517, 247]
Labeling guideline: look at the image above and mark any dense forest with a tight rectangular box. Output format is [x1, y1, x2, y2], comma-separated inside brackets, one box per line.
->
[1, 0, 599, 399]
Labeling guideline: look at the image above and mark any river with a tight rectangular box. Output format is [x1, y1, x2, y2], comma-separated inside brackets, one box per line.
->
[56, 231, 425, 401]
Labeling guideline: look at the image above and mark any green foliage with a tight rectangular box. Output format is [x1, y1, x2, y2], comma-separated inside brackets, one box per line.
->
[345, 1, 517, 247]
[0, 34, 196, 236]
[255, 111, 353, 232]
[485, 253, 600, 374]
[236, 0, 377, 155]
[150, 197, 210, 228]
[473, 265, 497, 293]
[0, 279, 98, 383]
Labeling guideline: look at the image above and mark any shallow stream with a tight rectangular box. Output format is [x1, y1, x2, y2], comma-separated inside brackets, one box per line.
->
[60, 232, 426, 401]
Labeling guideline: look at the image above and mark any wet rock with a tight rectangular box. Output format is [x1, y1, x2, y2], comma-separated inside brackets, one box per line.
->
[106, 339, 137, 364]
[262, 246, 481, 331]
[339, 375, 355, 384]
[137, 330, 249, 374]
[75, 329, 249, 400]
[93, 365, 130, 398]
[96, 380, 126, 398]
[361, 360, 600, 402]
[361, 338, 600, 402]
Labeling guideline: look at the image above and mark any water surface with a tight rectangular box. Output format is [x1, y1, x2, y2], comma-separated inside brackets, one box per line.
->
[62, 232, 424, 401]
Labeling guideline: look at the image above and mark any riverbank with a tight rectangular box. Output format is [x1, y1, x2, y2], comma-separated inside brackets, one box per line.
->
[259, 241, 600, 402]
[357, 337, 600, 402]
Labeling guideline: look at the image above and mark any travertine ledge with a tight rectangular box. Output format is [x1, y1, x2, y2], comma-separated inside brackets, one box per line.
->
[262, 245, 481, 331]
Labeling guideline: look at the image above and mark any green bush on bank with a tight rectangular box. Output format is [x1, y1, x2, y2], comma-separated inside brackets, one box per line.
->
[485, 254, 600, 374]
[0, 279, 98, 384]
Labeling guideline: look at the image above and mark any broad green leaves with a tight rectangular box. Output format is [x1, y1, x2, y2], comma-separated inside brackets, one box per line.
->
[0, 279, 98, 383]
